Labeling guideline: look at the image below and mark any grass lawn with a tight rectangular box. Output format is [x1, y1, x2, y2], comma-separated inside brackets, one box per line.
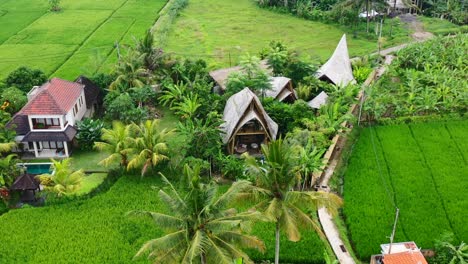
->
[342, 120, 468, 260]
[73, 173, 108, 196]
[164, 0, 410, 68]
[0, 0, 168, 79]
[0, 174, 329, 263]
[70, 149, 111, 171]
[419, 16, 466, 35]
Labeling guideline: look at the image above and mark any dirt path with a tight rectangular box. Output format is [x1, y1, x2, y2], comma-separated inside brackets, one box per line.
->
[399, 13, 434, 41]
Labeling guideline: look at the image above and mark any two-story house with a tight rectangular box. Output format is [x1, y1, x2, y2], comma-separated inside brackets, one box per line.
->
[8, 78, 98, 158]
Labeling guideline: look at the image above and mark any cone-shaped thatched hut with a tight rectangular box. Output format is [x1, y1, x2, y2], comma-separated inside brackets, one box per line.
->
[316, 34, 356, 86]
[308, 91, 329, 109]
[265, 77, 297, 103]
[221, 88, 278, 154]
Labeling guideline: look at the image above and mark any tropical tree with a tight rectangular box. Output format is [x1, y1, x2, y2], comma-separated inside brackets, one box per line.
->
[135, 30, 165, 72]
[0, 154, 19, 188]
[293, 142, 326, 190]
[244, 139, 342, 264]
[159, 82, 189, 107]
[317, 101, 354, 137]
[127, 119, 174, 176]
[128, 167, 266, 263]
[94, 121, 134, 167]
[226, 55, 271, 97]
[4, 66, 47, 93]
[171, 93, 201, 119]
[76, 118, 104, 150]
[37, 159, 84, 197]
[442, 241, 468, 264]
[109, 50, 149, 92]
[0, 111, 16, 153]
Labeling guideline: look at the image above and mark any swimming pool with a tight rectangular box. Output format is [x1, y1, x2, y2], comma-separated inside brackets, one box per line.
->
[17, 163, 53, 175]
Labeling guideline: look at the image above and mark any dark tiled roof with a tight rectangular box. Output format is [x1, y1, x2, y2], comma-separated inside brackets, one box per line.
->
[75, 75, 101, 109]
[6, 114, 30, 135]
[10, 174, 40, 191]
[22, 126, 77, 142]
[21, 78, 84, 115]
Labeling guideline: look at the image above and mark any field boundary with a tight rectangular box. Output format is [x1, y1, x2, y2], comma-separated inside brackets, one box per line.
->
[49, 0, 132, 77]
[444, 124, 467, 165]
[0, 10, 47, 45]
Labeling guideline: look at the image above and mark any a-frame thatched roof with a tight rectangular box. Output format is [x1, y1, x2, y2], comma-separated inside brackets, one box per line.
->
[209, 60, 270, 91]
[265, 77, 297, 102]
[308, 91, 329, 109]
[316, 34, 355, 86]
[10, 174, 40, 191]
[221, 88, 278, 144]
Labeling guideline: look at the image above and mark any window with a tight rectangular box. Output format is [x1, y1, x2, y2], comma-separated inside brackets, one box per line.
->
[46, 118, 52, 125]
[53, 118, 59, 126]
[42, 141, 50, 149]
[28, 142, 34, 149]
[75, 104, 78, 114]
[57, 142, 64, 148]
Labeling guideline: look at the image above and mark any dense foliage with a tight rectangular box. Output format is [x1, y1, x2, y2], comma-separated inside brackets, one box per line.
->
[364, 35, 467, 120]
[76, 119, 104, 151]
[3, 66, 47, 93]
[343, 121, 468, 260]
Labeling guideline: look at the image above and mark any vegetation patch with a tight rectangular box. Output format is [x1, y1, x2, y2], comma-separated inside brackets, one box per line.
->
[343, 120, 468, 260]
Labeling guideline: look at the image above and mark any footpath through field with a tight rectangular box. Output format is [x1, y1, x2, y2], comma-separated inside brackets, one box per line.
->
[316, 25, 434, 262]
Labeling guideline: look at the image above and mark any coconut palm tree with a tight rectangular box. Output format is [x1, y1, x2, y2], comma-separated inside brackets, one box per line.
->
[37, 158, 84, 197]
[127, 120, 174, 176]
[171, 93, 201, 119]
[244, 139, 343, 264]
[109, 50, 149, 92]
[128, 167, 266, 264]
[159, 82, 188, 107]
[94, 121, 134, 168]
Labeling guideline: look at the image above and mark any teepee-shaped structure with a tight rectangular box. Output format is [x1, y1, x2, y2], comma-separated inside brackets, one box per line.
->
[221, 88, 278, 154]
[316, 34, 355, 87]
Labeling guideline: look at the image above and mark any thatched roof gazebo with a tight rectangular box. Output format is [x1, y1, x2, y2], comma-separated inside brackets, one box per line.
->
[265, 77, 297, 103]
[10, 173, 40, 203]
[308, 91, 329, 109]
[316, 34, 356, 87]
[209, 60, 270, 92]
[221, 88, 278, 154]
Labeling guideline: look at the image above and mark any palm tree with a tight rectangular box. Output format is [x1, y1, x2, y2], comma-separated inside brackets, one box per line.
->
[159, 82, 188, 107]
[37, 158, 84, 197]
[94, 121, 134, 168]
[109, 50, 149, 92]
[171, 93, 201, 119]
[442, 241, 468, 264]
[293, 142, 326, 190]
[317, 102, 354, 137]
[127, 120, 174, 176]
[0, 154, 18, 187]
[244, 139, 343, 264]
[128, 167, 266, 264]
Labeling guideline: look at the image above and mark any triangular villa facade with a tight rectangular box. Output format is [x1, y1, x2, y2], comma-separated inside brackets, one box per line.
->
[316, 34, 356, 86]
[221, 88, 278, 154]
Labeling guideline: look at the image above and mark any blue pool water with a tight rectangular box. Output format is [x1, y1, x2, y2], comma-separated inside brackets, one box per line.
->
[21, 164, 52, 175]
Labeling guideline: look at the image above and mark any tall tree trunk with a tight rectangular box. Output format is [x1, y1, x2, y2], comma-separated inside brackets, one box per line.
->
[284, 0, 288, 8]
[275, 221, 280, 264]
[366, 0, 370, 33]
[201, 252, 207, 264]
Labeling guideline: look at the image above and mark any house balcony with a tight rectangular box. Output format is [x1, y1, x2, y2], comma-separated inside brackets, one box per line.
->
[21, 149, 70, 159]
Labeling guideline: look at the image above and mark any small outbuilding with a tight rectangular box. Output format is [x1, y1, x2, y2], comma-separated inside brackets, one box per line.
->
[209, 60, 270, 92]
[10, 173, 40, 203]
[316, 34, 356, 87]
[221, 88, 278, 154]
[265, 77, 297, 103]
[308, 91, 329, 109]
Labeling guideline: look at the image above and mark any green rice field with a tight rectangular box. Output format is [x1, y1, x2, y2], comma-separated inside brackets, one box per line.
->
[0, 0, 168, 79]
[164, 0, 410, 68]
[343, 120, 468, 260]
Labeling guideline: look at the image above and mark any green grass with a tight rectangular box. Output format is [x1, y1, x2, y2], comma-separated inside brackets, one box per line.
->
[164, 0, 410, 68]
[419, 16, 465, 35]
[0, 174, 328, 263]
[0, 0, 168, 79]
[73, 173, 108, 196]
[70, 149, 111, 171]
[342, 121, 468, 260]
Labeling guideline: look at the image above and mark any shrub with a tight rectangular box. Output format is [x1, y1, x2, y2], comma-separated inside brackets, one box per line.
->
[1, 87, 27, 114]
[76, 119, 105, 150]
[4, 67, 47, 93]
